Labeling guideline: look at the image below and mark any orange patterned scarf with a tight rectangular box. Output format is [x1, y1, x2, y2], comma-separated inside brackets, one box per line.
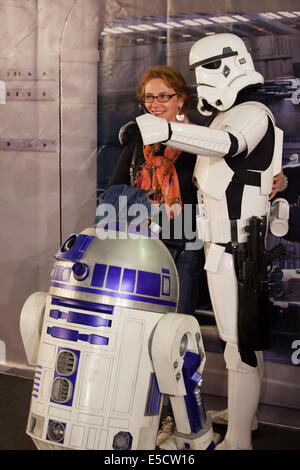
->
[135, 143, 182, 218]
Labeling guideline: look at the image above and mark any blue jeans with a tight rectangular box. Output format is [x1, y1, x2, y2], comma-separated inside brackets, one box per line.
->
[176, 247, 205, 316]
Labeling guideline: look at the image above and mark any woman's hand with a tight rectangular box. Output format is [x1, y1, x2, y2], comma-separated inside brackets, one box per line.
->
[269, 169, 287, 200]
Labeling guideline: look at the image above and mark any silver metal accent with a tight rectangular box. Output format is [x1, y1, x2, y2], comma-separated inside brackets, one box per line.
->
[0, 68, 56, 81]
[56, 350, 77, 376]
[0, 139, 57, 152]
[179, 334, 188, 356]
[47, 421, 65, 442]
[6, 88, 55, 101]
[51, 377, 73, 404]
[193, 384, 207, 426]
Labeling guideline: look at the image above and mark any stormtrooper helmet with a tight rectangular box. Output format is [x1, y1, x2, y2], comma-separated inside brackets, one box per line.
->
[189, 33, 264, 115]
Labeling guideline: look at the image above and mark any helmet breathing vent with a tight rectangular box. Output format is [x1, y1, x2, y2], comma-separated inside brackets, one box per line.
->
[228, 74, 247, 87]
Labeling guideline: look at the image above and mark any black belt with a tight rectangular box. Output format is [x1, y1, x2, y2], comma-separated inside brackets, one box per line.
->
[231, 169, 261, 187]
[216, 241, 248, 254]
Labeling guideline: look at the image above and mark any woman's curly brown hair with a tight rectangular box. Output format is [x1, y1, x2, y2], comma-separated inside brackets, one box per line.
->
[136, 65, 190, 110]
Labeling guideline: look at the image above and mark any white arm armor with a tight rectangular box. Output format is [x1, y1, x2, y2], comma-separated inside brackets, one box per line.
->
[167, 121, 245, 158]
[136, 113, 245, 158]
[136, 102, 273, 162]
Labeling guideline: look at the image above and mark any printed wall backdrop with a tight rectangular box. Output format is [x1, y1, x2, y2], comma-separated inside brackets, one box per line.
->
[97, 7, 300, 415]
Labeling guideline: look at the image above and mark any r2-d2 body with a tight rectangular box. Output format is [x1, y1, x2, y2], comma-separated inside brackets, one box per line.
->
[20, 225, 215, 450]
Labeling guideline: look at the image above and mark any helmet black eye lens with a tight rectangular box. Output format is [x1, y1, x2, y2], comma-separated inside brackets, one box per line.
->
[202, 60, 222, 70]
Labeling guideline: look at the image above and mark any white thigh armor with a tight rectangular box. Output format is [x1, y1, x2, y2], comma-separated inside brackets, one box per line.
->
[204, 247, 238, 344]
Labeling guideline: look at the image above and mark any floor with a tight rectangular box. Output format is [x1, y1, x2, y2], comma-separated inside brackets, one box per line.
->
[201, 394, 300, 451]
[0, 373, 299, 451]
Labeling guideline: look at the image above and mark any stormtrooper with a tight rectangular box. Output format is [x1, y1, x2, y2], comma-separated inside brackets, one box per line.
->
[136, 33, 289, 450]
[20, 223, 219, 450]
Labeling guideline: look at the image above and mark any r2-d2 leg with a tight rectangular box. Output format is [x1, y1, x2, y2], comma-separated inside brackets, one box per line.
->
[151, 313, 220, 450]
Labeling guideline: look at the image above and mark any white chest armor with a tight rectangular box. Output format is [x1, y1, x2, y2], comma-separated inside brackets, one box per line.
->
[194, 102, 283, 244]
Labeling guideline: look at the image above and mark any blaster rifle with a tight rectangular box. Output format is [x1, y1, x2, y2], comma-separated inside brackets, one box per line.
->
[242, 216, 286, 291]
[236, 216, 286, 354]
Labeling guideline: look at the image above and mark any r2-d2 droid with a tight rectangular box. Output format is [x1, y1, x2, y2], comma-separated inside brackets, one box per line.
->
[20, 224, 217, 450]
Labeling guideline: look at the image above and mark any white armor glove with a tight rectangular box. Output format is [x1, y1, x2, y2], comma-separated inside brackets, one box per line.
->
[136, 114, 170, 145]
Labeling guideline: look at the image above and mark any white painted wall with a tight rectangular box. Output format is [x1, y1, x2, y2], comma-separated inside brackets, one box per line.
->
[0, 0, 102, 375]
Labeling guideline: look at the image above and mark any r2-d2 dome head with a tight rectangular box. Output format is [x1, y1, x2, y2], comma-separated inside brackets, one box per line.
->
[189, 33, 264, 115]
[50, 225, 179, 314]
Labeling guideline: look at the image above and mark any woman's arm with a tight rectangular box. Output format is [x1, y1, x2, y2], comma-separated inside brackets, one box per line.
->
[106, 123, 142, 189]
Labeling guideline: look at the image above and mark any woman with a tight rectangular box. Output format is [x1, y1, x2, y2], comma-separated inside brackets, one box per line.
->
[106, 65, 206, 317]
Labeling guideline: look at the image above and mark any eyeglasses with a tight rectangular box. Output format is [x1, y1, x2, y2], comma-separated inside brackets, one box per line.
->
[143, 93, 177, 103]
